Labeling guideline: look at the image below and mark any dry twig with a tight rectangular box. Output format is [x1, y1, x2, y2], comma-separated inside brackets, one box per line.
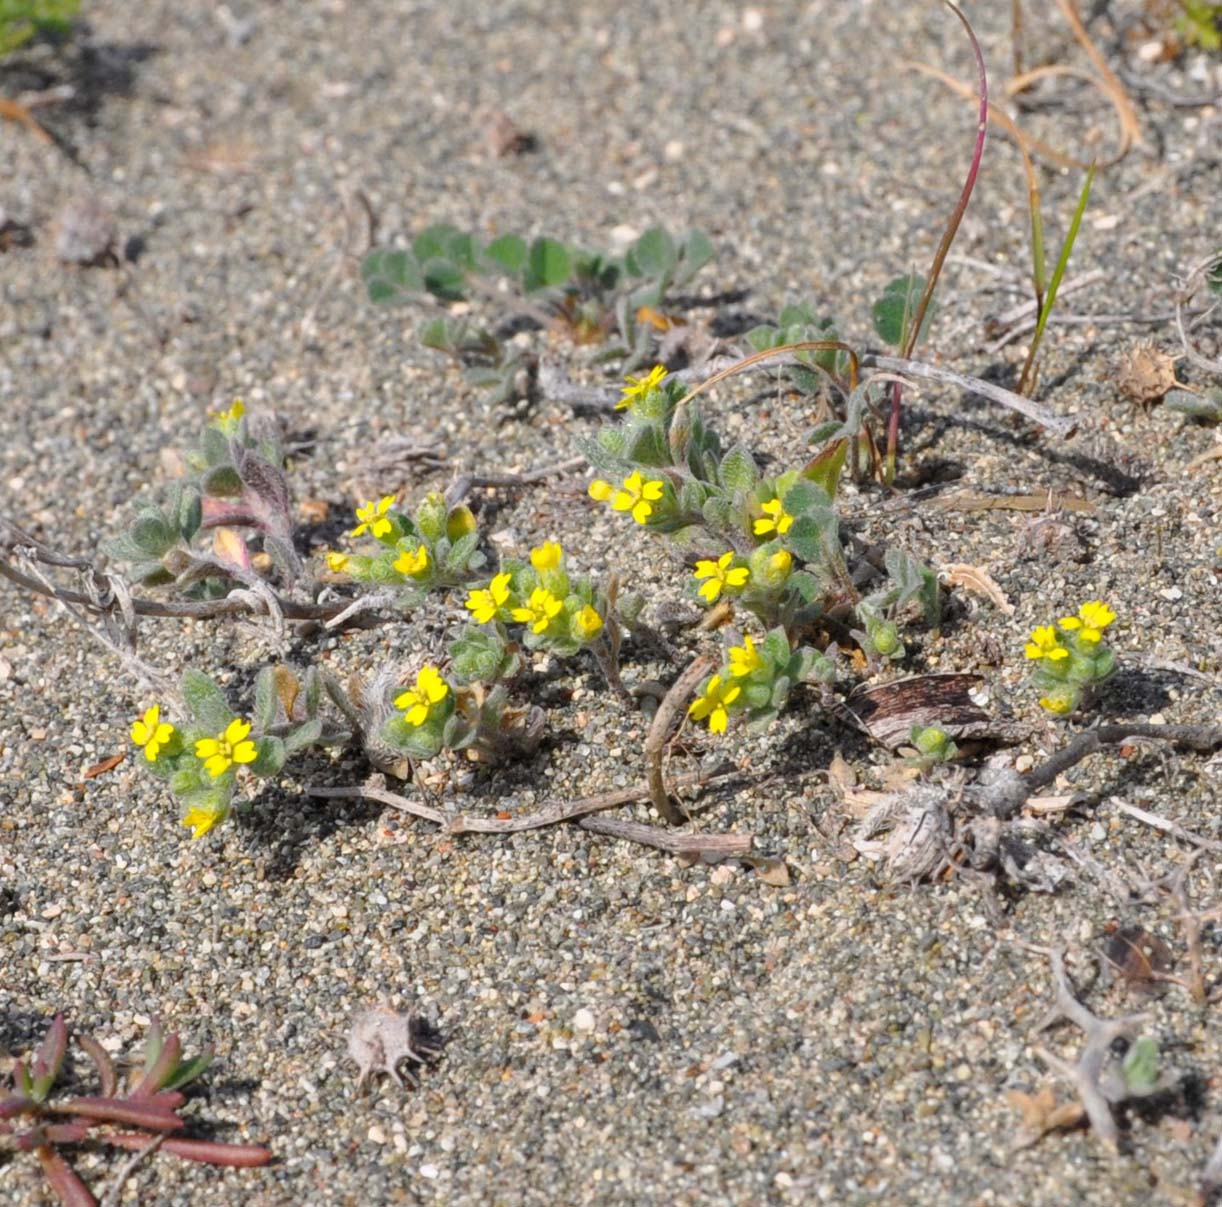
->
[644, 656, 714, 825]
[306, 762, 747, 859]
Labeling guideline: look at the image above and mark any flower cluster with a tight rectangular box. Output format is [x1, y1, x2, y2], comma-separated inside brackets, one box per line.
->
[688, 629, 835, 735]
[588, 471, 667, 525]
[1024, 600, 1117, 714]
[128, 666, 324, 841]
[461, 540, 607, 656]
[323, 490, 483, 593]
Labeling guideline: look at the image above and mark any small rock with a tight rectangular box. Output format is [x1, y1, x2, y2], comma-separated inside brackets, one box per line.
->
[573, 1008, 595, 1033]
[54, 196, 117, 267]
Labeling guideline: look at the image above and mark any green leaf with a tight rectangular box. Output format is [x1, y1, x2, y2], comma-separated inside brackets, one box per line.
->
[718, 443, 760, 493]
[421, 258, 467, 300]
[485, 233, 528, 274]
[177, 486, 203, 539]
[1122, 1036, 1161, 1096]
[781, 479, 832, 517]
[523, 237, 572, 292]
[801, 438, 848, 500]
[778, 302, 816, 328]
[130, 512, 176, 557]
[380, 715, 444, 759]
[596, 427, 628, 458]
[248, 736, 286, 776]
[253, 667, 277, 731]
[449, 628, 507, 683]
[170, 766, 205, 796]
[745, 325, 781, 353]
[625, 423, 670, 467]
[180, 785, 233, 820]
[787, 512, 841, 568]
[1207, 258, 1222, 296]
[198, 425, 230, 468]
[674, 229, 714, 284]
[742, 682, 773, 709]
[361, 248, 424, 304]
[412, 223, 462, 263]
[180, 669, 235, 734]
[872, 273, 930, 347]
[201, 465, 242, 497]
[284, 718, 323, 755]
[302, 667, 322, 719]
[445, 531, 480, 572]
[627, 226, 677, 278]
[761, 628, 791, 666]
[161, 1049, 214, 1092]
[1165, 388, 1222, 423]
[885, 547, 939, 624]
[419, 317, 457, 353]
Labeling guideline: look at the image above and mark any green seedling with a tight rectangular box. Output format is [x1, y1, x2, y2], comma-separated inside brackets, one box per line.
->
[1023, 600, 1118, 716]
[362, 222, 714, 403]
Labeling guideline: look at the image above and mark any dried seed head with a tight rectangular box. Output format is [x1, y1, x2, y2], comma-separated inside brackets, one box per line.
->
[1115, 342, 1178, 406]
[347, 1007, 440, 1093]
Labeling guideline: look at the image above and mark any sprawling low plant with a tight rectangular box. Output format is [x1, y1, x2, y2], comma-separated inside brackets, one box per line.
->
[361, 222, 714, 402]
[104, 401, 301, 594]
[0, 1014, 270, 1206]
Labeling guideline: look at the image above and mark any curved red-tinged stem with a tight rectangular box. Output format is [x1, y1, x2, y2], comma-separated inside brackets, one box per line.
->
[886, 0, 988, 483]
[51, 1096, 183, 1131]
[36, 1145, 98, 1207]
[105, 1132, 274, 1167]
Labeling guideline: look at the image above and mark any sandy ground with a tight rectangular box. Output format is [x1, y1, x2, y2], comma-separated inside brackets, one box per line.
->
[2, 1, 1221, 1204]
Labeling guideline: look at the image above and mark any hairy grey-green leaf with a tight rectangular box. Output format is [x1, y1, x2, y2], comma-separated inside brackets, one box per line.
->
[627, 226, 677, 278]
[253, 667, 277, 731]
[181, 668, 235, 733]
[249, 735, 286, 777]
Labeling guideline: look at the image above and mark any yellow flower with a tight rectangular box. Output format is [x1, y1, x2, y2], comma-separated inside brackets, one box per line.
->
[693, 551, 750, 603]
[616, 364, 667, 410]
[1040, 690, 1076, 715]
[212, 399, 245, 432]
[1058, 600, 1116, 644]
[728, 635, 763, 678]
[194, 718, 258, 778]
[530, 541, 563, 572]
[753, 497, 794, 537]
[131, 705, 174, 763]
[324, 551, 350, 574]
[466, 572, 512, 624]
[1024, 625, 1069, 662]
[610, 471, 665, 525]
[588, 479, 615, 502]
[394, 666, 449, 727]
[573, 604, 603, 640]
[768, 549, 793, 577]
[351, 495, 396, 539]
[181, 804, 224, 840]
[393, 544, 430, 578]
[688, 674, 741, 734]
[512, 587, 563, 634]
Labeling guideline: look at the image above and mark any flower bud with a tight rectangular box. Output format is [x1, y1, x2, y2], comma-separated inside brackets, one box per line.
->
[749, 544, 793, 589]
[446, 504, 477, 542]
[415, 492, 447, 542]
[866, 615, 902, 658]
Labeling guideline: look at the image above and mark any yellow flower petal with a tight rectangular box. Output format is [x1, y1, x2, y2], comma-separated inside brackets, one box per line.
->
[530, 541, 563, 572]
[182, 805, 222, 839]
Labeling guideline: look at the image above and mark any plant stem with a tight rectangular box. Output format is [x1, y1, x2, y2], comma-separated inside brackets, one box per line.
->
[1017, 162, 1095, 395]
[884, 0, 988, 484]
